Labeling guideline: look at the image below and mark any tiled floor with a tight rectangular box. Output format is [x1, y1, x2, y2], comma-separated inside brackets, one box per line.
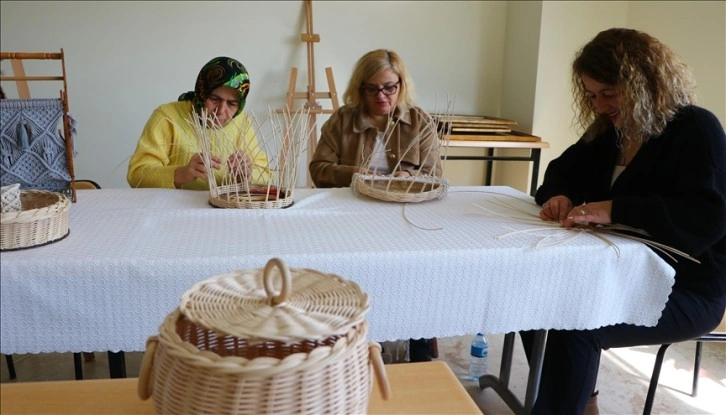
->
[436, 335, 725, 415]
[2, 333, 724, 414]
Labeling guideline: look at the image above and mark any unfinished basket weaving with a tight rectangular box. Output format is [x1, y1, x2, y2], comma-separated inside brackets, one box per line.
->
[351, 173, 449, 203]
[138, 257, 389, 414]
[209, 183, 294, 209]
[185, 106, 312, 210]
[0, 189, 70, 251]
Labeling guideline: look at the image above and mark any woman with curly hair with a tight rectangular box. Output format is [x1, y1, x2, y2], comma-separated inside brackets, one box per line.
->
[531, 28, 726, 414]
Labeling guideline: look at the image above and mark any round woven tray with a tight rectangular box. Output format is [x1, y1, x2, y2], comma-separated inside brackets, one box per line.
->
[209, 184, 294, 209]
[138, 258, 389, 414]
[351, 173, 449, 203]
[0, 190, 70, 251]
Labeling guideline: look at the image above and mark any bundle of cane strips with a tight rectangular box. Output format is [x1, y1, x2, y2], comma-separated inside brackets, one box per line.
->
[463, 190, 699, 264]
[397, 187, 698, 264]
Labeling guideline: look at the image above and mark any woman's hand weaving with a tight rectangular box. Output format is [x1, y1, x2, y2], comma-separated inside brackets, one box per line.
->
[227, 150, 253, 183]
[539, 195, 573, 223]
[174, 153, 221, 188]
[563, 200, 613, 228]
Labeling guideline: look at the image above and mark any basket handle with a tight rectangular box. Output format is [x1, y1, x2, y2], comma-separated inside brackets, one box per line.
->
[369, 342, 390, 401]
[137, 336, 158, 401]
[263, 257, 291, 306]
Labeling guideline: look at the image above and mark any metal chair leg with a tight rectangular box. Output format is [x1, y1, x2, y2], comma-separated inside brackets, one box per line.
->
[692, 341, 703, 397]
[5, 354, 17, 379]
[643, 343, 671, 415]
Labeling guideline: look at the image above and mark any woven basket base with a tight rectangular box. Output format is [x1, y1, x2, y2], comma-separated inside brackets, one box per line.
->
[0, 229, 70, 252]
[352, 173, 448, 203]
[209, 186, 294, 209]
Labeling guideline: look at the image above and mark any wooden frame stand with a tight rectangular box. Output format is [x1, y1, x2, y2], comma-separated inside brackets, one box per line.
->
[278, 0, 340, 187]
[0, 49, 77, 201]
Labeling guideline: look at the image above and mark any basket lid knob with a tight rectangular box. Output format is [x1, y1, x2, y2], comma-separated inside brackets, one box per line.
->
[179, 257, 370, 342]
[263, 257, 291, 306]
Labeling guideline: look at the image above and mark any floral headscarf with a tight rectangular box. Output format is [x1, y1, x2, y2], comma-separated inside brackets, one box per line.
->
[178, 56, 250, 118]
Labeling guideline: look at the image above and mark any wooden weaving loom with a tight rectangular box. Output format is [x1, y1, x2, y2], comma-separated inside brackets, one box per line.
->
[0, 49, 77, 202]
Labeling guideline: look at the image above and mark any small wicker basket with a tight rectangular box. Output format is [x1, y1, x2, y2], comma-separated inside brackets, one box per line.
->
[138, 258, 389, 414]
[351, 173, 449, 203]
[209, 183, 294, 209]
[0, 189, 70, 251]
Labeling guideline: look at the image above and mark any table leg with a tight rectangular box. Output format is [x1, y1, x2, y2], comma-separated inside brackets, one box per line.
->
[478, 330, 547, 415]
[524, 330, 547, 411]
[485, 148, 494, 186]
[5, 354, 17, 379]
[529, 149, 541, 197]
[107, 351, 126, 379]
[73, 352, 83, 380]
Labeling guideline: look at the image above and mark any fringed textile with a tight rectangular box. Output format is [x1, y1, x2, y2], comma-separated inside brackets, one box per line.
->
[0, 98, 76, 196]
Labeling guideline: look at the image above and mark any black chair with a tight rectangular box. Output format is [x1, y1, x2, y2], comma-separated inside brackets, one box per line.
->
[73, 179, 102, 190]
[643, 313, 726, 415]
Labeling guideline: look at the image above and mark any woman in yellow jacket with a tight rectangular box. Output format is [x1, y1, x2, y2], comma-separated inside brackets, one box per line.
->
[127, 56, 269, 189]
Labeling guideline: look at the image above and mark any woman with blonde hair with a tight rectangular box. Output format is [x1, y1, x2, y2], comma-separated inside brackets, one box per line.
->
[531, 28, 726, 414]
[309, 49, 442, 188]
[309, 49, 440, 362]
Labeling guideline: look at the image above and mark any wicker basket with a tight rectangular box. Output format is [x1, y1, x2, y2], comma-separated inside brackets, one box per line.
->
[351, 173, 449, 203]
[209, 183, 294, 209]
[138, 258, 389, 414]
[0, 190, 70, 251]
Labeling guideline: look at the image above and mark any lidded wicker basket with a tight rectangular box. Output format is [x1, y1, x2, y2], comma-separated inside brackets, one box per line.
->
[0, 189, 70, 251]
[351, 173, 449, 203]
[138, 257, 389, 414]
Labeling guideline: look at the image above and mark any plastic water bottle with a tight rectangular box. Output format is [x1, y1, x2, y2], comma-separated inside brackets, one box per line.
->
[468, 332, 488, 380]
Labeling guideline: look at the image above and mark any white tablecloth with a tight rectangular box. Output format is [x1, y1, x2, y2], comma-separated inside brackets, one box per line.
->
[0, 186, 675, 354]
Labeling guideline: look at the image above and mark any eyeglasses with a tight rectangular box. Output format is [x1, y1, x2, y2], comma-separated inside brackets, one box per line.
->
[361, 81, 400, 96]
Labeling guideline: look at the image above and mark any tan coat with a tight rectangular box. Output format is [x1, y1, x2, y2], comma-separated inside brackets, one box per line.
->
[309, 105, 443, 188]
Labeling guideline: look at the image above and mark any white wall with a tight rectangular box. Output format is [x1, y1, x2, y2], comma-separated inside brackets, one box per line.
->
[2, 1, 724, 191]
[626, 1, 725, 122]
[494, 1, 543, 193]
[526, 1, 725, 195]
[1, 0, 508, 188]
[528, 1, 629, 195]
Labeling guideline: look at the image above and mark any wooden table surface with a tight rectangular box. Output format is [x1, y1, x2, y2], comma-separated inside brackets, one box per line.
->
[1, 361, 482, 414]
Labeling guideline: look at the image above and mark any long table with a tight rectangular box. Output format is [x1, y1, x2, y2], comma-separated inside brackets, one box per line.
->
[0, 186, 675, 413]
[1, 361, 482, 414]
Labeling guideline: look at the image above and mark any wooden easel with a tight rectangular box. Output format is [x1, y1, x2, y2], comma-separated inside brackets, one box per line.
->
[280, 0, 340, 187]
